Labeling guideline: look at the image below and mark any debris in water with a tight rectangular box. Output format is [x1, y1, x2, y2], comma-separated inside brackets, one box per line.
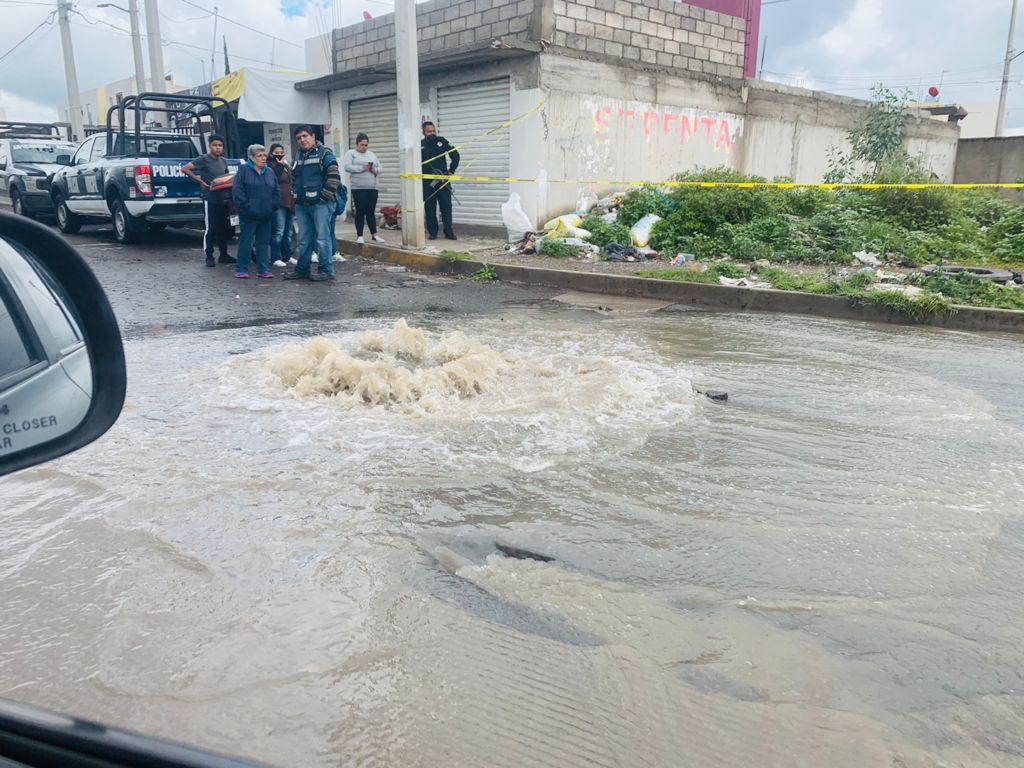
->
[495, 542, 555, 563]
[694, 387, 729, 402]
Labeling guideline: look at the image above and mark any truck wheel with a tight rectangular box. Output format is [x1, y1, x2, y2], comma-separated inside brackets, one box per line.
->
[11, 189, 32, 219]
[112, 199, 141, 244]
[54, 193, 82, 234]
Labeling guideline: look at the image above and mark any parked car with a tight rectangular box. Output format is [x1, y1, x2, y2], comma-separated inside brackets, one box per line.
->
[49, 93, 240, 244]
[0, 133, 77, 219]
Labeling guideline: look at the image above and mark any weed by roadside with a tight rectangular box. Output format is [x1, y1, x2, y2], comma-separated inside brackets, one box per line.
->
[471, 264, 498, 282]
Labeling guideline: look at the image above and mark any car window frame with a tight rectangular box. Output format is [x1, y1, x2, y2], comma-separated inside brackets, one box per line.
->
[70, 137, 96, 167]
[0, 263, 47, 391]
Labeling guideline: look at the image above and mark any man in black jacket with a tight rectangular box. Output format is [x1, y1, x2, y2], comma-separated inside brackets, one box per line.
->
[421, 121, 459, 240]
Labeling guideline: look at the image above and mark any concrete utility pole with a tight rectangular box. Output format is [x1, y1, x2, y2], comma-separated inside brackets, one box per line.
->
[56, 0, 84, 140]
[97, 1, 147, 95]
[394, 0, 425, 248]
[144, 0, 167, 93]
[997, 0, 1020, 137]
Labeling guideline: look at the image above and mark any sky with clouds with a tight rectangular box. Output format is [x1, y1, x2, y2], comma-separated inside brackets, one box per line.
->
[1, 0, 1022, 129]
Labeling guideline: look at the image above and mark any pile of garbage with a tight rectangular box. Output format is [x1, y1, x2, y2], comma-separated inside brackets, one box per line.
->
[502, 190, 664, 262]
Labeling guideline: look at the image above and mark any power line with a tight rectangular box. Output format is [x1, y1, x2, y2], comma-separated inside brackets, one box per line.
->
[160, 10, 214, 22]
[174, 0, 303, 48]
[72, 9, 285, 67]
[0, 11, 55, 63]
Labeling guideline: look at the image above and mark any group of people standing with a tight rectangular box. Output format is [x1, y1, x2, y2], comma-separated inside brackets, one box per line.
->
[183, 120, 461, 281]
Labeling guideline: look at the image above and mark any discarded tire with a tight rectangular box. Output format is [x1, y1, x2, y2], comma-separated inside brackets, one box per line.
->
[922, 265, 1016, 284]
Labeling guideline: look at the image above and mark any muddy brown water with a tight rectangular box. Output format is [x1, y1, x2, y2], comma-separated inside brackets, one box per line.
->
[1, 307, 1023, 767]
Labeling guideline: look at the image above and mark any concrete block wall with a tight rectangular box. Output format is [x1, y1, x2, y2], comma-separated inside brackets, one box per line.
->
[333, 0, 535, 72]
[551, 0, 746, 79]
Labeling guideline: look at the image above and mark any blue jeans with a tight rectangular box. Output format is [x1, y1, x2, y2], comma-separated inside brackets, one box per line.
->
[295, 202, 334, 276]
[236, 217, 271, 275]
[272, 207, 294, 262]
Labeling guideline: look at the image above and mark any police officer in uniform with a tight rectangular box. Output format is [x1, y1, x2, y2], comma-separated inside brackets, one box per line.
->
[420, 121, 459, 240]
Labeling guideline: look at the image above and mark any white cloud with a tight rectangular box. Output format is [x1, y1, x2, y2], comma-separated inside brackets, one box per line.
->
[818, 0, 891, 65]
[0, 90, 58, 122]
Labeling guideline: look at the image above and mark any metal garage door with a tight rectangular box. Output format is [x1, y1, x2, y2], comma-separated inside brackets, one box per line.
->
[437, 78, 510, 227]
[347, 95, 400, 208]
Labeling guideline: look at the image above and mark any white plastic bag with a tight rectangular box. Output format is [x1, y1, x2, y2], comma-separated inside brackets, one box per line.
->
[630, 213, 662, 248]
[576, 189, 598, 215]
[502, 193, 534, 242]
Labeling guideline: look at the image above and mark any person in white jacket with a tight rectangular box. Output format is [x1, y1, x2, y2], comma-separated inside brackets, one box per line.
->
[343, 133, 385, 244]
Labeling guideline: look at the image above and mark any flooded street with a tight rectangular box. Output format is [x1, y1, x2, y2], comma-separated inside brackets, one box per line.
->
[2, 304, 1023, 767]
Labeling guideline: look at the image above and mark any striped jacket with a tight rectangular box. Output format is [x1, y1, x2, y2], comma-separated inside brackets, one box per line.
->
[292, 142, 342, 205]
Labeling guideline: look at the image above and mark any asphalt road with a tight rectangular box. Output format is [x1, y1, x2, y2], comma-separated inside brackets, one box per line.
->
[42, 221, 556, 339]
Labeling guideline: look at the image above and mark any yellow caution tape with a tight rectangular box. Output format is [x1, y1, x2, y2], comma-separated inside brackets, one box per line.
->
[401, 173, 1024, 189]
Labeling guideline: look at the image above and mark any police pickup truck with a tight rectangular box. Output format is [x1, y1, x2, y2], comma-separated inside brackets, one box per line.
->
[49, 93, 239, 244]
[0, 123, 77, 219]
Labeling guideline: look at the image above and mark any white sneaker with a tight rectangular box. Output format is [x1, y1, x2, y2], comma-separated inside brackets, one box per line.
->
[312, 253, 319, 263]
[272, 260, 287, 268]
[356, 236, 364, 244]
[372, 234, 386, 243]
[288, 257, 297, 265]
[333, 252, 347, 262]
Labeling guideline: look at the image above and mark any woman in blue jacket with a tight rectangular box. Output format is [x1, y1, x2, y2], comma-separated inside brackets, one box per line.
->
[233, 144, 281, 278]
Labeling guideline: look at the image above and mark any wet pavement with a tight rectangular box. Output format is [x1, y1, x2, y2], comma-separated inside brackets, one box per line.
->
[57, 224, 556, 338]
[4, 218, 1024, 767]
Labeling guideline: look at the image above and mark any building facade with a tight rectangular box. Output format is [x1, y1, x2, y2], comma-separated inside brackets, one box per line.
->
[302, 0, 958, 230]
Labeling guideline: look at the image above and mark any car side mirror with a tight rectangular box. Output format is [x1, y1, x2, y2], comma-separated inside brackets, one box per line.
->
[0, 212, 126, 477]
[56, 154, 71, 166]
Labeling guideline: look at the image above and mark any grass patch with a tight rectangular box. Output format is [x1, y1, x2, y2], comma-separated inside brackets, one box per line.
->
[635, 262, 957, 321]
[539, 238, 581, 259]
[440, 250, 471, 261]
[636, 262, 746, 283]
[849, 291, 955, 322]
[907, 271, 1024, 310]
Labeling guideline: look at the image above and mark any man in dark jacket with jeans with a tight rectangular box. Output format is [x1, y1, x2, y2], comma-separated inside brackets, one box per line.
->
[285, 125, 341, 282]
[232, 144, 280, 279]
[421, 121, 459, 240]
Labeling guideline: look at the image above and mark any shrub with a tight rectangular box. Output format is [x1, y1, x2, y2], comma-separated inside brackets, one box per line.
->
[580, 215, 631, 248]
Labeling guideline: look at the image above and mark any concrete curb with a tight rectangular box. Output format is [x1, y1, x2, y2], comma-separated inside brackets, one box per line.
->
[338, 240, 1024, 335]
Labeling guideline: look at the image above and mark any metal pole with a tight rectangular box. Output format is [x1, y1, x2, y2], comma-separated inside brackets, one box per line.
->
[394, 0, 425, 248]
[210, 7, 218, 81]
[56, 0, 84, 141]
[997, 0, 1020, 137]
[127, 0, 147, 96]
[144, 0, 166, 93]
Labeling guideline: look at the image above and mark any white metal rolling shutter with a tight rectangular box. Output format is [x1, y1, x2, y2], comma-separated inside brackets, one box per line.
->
[437, 79, 510, 227]
[347, 95, 400, 208]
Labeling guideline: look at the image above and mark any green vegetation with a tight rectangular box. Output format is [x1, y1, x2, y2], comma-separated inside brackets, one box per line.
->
[539, 238, 581, 259]
[907, 271, 1024, 310]
[613, 173, 1024, 268]
[440, 250, 471, 261]
[580, 215, 631, 248]
[636, 262, 745, 284]
[471, 264, 498, 282]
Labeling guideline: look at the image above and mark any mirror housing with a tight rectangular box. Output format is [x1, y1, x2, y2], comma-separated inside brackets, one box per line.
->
[0, 211, 126, 477]
[56, 154, 71, 166]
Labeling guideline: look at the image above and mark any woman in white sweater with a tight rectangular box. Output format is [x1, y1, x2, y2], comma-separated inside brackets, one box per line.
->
[343, 133, 385, 244]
